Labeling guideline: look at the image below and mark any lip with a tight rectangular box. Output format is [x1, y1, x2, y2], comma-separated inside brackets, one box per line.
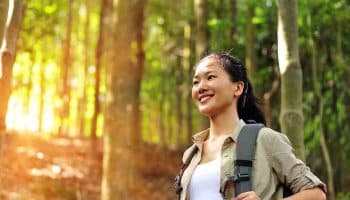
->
[198, 94, 214, 104]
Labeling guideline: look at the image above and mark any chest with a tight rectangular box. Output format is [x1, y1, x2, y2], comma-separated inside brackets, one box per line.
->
[200, 139, 227, 163]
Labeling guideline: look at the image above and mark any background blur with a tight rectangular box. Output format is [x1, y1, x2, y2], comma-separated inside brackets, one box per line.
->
[0, 0, 349, 199]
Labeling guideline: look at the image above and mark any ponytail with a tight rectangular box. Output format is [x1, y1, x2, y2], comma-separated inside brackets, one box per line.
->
[237, 80, 266, 125]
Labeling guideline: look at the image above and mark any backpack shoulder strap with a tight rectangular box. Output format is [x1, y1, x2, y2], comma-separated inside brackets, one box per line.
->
[174, 145, 199, 200]
[234, 123, 264, 196]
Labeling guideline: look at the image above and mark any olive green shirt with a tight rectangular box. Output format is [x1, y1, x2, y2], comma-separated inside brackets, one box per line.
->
[180, 120, 326, 200]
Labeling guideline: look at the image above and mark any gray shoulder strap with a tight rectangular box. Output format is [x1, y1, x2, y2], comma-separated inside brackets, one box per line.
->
[234, 123, 264, 196]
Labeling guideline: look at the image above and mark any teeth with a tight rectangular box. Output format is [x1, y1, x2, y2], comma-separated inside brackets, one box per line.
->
[200, 95, 212, 103]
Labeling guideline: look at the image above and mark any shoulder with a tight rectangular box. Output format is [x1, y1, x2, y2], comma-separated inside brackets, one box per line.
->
[182, 144, 198, 163]
[257, 127, 293, 155]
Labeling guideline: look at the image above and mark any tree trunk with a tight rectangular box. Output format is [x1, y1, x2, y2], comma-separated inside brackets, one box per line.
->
[318, 99, 335, 200]
[277, 0, 304, 160]
[158, 82, 166, 147]
[59, 0, 74, 135]
[167, 84, 174, 144]
[38, 61, 45, 132]
[245, 3, 255, 84]
[194, 0, 209, 131]
[91, 0, 105, 139]
[175, 56, 183, 145]
[0, 0, 9, 49]
[230, 0, 237, 43]
[0, 0, 23, 134]
[263, 69, 280, 128]
[306, 6, 335, 199]
[134, 1, 145, 146]
[101, 0, 145, 199]
[183, 22, 193, 144]
[79, 0, 91, 137]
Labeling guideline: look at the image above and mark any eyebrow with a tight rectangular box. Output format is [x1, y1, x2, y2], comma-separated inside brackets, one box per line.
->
[193, 70, 216, 79]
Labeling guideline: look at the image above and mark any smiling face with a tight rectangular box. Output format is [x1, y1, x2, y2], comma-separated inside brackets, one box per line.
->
[191, 56, 244, 117]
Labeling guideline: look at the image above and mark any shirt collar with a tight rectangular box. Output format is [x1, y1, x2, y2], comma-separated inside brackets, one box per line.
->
[192, 119, 246, 144]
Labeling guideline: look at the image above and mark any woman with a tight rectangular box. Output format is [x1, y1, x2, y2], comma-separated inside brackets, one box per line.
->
[177, 52, 326, 200]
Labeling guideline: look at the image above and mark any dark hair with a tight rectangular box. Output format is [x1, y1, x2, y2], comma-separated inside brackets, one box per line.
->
[199, 52, 266, 125]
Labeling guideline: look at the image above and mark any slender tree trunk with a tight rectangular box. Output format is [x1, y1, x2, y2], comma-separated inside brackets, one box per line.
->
[92, 0, 105, 139]
[306, 6, 335, 199]
[230, 0, 237, 43]
[59, 0, 74, 135]
[335, 20, 347, 194]
[245, 3, 255, 84]
[133, 1, 145, 146]
[25, 60, 33, 112]
[0, 0, 23, 134]
[215, 0, 224, 19]
[263, 69, 280, 128]
[101, 0, 145, 199]
[158, 83, 166, 147]
[194, 0, 209, 130]
[175, 56, 184, 145]
[38, 61, 45, 132]
[318, 100, 335, 200]
[79, 0, 91, 137]
[183, 23, 193, 144]
[277, 0, 304, 160]
[0, 0, 9, 49]
[167, 85, 174, 144]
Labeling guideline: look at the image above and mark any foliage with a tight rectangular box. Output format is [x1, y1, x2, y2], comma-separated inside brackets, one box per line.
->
[1, 0, 350, 197]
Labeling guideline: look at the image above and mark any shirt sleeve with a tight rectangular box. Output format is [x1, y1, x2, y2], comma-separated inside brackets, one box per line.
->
[261, 128, 327, 194]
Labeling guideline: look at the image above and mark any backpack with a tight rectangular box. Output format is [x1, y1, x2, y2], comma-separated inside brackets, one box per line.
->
[174, 122, 293, 199]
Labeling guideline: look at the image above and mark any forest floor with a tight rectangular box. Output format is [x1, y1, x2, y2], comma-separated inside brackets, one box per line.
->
[0, 133, 184, 200]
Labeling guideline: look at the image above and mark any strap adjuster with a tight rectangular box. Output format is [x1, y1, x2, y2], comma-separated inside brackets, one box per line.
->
[233, 173, 250, 182]
[220, 173, 251, 198]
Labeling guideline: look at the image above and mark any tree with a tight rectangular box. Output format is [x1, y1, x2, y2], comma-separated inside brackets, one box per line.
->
[230, 0, 237, 44]
[91, 0, 105, 139]
[244, 2, 256, 83]
[101, 0, 145, 199]
[0, 0, 24, 134]
[304, 2, 335, 199]
[0, 0, 9, 49]
[59, 0, 74, 135]
[79, 0, 91, 137]
[194, 0, 210, 130]
[277, 0, 304, 160]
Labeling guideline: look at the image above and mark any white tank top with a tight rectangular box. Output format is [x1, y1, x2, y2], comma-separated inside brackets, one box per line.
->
[189, 158, 222, 200]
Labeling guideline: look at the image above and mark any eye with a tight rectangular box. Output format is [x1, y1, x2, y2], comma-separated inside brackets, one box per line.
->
[208, 75, 216, 80]
[192, 80, 199, 85]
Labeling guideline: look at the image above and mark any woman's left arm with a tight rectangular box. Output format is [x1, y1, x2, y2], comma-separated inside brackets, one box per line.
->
[232, 188, 326, 200]
[262, 129, 327, 197]
[284, 188, 326, 200]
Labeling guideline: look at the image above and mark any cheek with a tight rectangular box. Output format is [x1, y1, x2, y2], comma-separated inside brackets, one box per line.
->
[191, 87, 196, 100]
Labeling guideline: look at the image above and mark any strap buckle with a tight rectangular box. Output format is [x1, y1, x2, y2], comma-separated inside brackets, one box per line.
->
[220, 171, 251, 198]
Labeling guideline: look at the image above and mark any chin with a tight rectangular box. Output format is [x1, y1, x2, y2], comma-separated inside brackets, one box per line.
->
[198, 106, 217, 117]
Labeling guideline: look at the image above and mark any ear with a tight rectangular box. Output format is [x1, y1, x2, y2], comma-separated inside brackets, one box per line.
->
[233, 81, 244, 97]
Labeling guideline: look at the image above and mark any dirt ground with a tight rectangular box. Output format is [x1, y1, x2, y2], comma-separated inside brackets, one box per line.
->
[0, 133, 184, 200]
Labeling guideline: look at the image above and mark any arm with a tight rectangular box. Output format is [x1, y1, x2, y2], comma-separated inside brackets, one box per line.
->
[264, 129, 327, 196]
[233, 187, 326, 200]
[284, 187, 326, 200]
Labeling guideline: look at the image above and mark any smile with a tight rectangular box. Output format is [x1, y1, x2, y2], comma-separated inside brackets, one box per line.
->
[199, 94, 214, 104]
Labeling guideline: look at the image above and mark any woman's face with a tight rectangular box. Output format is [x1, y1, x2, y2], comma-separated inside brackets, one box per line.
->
[191, 57, 243, 117]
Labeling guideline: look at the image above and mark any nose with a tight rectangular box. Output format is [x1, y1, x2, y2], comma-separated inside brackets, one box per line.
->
[197, 80, 208, 94]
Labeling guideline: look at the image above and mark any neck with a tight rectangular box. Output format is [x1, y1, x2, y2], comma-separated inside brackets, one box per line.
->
[208, 105, 240, 139]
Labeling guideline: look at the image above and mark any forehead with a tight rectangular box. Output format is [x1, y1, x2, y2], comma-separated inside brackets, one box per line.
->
[193, 57, 224, 77]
